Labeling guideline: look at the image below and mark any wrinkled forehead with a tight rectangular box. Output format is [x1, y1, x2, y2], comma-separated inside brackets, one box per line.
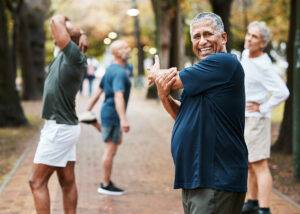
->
[191, 19, 218, 35]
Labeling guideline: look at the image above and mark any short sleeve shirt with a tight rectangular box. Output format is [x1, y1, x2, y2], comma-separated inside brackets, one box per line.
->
[41, 41, 87, 125]
[99, 64, 131, 126]
[172, 53, 248, 192]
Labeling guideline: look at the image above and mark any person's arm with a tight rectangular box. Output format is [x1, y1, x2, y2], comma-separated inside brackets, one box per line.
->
[87, 88, 103, 111]
[85, 88, 103, 132]
[247, 68, 290, 113]
[148, 55, 183, 90]
[155, 67, 181, 120]
[51, 14, 88, 53]
[114, 92, 130, 132]
[50, 14, 71, 50]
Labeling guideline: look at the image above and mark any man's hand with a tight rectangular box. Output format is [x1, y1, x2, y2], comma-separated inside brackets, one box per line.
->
[246, 101, 260, 112]
[147, 55, 161, 86]
[120, 118, 130, 133]
[79, 33, 88, 53]
[156, 68, 177, 99]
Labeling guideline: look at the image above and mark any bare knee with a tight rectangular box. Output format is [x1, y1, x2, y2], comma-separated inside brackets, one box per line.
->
[58, 174, 75, 188]
[251, 159, 269, 173]
[29, 177, 46, 191]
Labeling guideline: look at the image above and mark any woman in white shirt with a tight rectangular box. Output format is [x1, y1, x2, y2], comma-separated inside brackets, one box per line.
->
[241, 21, 289, 214]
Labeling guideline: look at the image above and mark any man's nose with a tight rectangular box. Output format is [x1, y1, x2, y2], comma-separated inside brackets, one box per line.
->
[199, 36, 207, 46]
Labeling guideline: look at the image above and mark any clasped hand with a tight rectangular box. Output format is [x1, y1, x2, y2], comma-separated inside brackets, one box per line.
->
[147, 55, 178, 98]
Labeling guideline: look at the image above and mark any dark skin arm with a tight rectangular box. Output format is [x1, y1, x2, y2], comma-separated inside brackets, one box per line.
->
[50, 14, 88, 53]
[148, 55, 183, 119]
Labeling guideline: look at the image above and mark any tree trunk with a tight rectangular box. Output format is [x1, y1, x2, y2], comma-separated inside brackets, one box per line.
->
[160, 0, 172, 69]
[210, 0, 233, 52]
[0, 0, 28, 127]
[18, 2, 40, 100]
[272, 0, 296, 154]
[169, 0, 184, 99]
[18, 0, 48, 100]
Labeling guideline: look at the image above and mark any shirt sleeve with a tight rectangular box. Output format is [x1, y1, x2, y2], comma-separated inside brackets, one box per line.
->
[112, 71, 127, 93]
[179, 54, 236, 96]
[99, 77, 104, 89]
[259, 67, 290, 114]
[62, 41, 86, 64]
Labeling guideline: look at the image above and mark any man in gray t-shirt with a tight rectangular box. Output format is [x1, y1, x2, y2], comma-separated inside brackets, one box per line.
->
[29, 14, 88, 214]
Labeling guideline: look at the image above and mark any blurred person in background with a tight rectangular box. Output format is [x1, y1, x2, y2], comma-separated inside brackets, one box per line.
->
[86, 40, 131, 195]
[241, 21, 289, 214]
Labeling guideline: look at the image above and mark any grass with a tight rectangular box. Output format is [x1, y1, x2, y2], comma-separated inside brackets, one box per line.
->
[0, 114, 43, 184]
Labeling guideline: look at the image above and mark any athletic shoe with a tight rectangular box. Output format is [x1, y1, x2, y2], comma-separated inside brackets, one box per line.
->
[78, 111, 97, 124]
[97, 181, 125, 195]
[242, 200, 259, 214]
[258, 209, 271, 214]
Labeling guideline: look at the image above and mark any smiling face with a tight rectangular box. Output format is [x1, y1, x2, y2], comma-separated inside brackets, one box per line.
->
[191, 19, 227, 61]
[244, 26, 266, 57]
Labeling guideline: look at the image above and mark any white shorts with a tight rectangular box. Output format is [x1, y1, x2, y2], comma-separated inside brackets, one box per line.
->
[244, 117, 271, 163]
[33, 120, 81, 167]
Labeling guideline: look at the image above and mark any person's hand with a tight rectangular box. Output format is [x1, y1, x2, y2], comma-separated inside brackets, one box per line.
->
[120, 118, 130, 133]
[246, 101, 260, 112]
[156, 67, 177, 99]
[79, 34, 88, 53]
[147, 55, 160, 86]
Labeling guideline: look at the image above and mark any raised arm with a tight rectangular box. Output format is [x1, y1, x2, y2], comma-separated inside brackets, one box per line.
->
[50, 14, 88, 53]
[50, 14, 71, 50]
[148, 55, 183, 90]
[147, 55, 183, 120]
[156, 70, 181, 120]
[114, 92, 130, 132]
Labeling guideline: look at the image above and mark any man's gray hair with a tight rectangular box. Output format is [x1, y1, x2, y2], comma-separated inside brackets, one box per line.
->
[248, 21, 272, 43]
[190, 12, 224, 35]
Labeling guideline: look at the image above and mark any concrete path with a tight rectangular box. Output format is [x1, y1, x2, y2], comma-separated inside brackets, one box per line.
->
[0, 87, 299, 214]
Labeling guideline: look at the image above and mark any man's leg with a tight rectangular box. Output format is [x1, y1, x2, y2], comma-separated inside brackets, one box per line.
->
[29, 164, 56, 214]
[101, 141, 119, 185]
[247, 162, 258, 200]
[251, 159, 272, 208]
[56, 161, 77, 214]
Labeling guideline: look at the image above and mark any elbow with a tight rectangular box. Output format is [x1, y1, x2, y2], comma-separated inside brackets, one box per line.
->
[282, 88, 290, 101]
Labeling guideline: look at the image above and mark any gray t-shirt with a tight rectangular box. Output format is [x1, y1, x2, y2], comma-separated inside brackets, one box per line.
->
[41, 41, 87, 125]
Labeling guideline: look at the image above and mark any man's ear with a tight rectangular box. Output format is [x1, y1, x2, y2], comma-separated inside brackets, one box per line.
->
[221, 32, 227, 45]
[260, 40, 267, 49]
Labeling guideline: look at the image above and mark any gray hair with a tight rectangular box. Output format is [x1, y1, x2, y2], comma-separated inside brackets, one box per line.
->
[190, 12, 225, 36]
[248, 21, 272, 43]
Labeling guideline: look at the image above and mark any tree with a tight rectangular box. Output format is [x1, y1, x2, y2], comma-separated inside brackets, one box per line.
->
[147, 0, 184, 99]
[210, 0, 233, 52]
[272, 0, 296, 154]
[18, 0, 51, 100]
[0, 0, 28, 126]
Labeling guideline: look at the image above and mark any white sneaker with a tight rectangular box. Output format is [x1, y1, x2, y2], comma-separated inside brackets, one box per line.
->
[78, 111, 97, 124]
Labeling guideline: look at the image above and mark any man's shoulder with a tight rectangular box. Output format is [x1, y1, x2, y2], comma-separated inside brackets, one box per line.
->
[207, 53, 238, 63]
[195, 53, 240, 70]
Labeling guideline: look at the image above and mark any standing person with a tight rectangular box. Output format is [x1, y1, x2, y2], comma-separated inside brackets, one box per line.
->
[80, 56, 98, 96]
[148, 12, 248, 214]
[29, 14, 88, 214]
[87, 40, 131, 195]
[241, 21, 289, 214]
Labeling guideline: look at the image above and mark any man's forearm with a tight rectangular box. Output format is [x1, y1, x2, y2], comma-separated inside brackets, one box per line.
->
[114, 93, 127, 121]
[160, 95, 181, 120]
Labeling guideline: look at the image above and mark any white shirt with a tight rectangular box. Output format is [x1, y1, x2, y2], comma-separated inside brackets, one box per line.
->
[241, 49, 290, 118]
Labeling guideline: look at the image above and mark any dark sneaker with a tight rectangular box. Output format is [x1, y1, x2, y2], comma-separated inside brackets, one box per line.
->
[97, 181, 125, 195]
[258, 208, 271, 214]
[242, 201, 259, 214]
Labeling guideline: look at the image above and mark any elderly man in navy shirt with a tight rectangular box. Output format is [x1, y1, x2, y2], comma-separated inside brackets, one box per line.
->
[148, 12, 248, 214]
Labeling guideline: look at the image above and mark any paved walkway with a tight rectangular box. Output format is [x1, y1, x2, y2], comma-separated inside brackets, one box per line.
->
[0, 87, 299, 213]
